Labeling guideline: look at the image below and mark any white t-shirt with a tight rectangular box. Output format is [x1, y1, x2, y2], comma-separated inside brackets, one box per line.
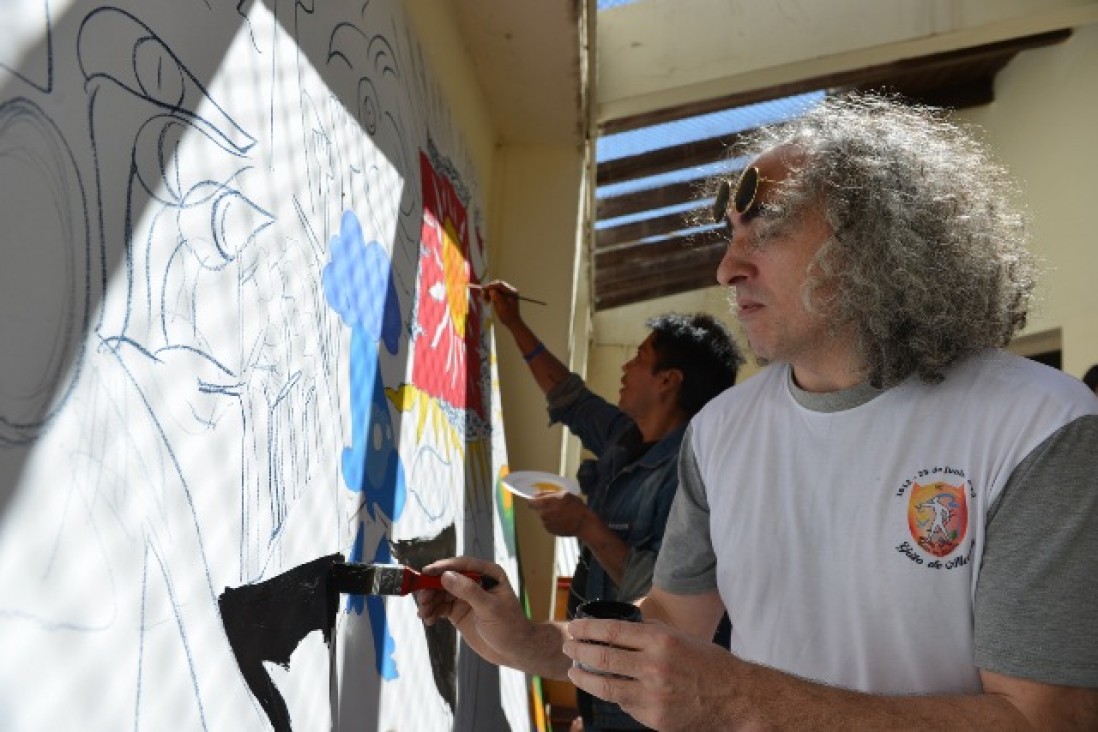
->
[655, 349, 1098, 693]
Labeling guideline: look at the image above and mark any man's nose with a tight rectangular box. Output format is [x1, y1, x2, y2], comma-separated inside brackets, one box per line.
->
[716, 236, 751, 286]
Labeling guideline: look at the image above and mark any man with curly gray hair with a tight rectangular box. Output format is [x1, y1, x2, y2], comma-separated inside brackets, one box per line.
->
[715, 94, 1036, 389]
[416, 94, 1098, 729]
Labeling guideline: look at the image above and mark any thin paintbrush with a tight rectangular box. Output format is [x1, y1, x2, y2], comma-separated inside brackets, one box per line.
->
[329, 561, 498, 596]
[467, 282, 547, 306]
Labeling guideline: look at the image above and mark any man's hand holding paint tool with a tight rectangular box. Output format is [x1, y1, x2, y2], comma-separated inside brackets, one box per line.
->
[469, 280, 545, 329]
[412, 555, 677, 718]
[415, 556, 569, 677]
[414, 556, 660, 688]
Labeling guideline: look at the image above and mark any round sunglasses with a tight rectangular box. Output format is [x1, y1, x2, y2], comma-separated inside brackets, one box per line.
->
[711, 166, 772, 224]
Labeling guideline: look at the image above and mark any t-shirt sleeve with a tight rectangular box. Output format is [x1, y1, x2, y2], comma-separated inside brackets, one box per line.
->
[974, 414, 1098, 687]
[653, 423, 719, 595]
[617, 548, 656, 601]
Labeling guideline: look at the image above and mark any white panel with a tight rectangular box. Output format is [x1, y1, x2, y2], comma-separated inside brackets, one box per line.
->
[0, 1, 527, 730]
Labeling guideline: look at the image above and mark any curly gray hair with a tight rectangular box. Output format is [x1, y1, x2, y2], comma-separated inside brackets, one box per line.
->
[721, 93, 1037, 388]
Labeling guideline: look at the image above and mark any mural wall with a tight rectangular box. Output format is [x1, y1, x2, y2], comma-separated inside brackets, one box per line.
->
[0, 0, 527, 729]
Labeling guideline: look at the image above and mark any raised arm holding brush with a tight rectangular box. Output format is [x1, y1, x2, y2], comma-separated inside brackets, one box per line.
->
[477, 280, 574, 399]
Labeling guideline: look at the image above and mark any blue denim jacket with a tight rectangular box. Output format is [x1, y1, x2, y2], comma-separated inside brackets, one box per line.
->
[547, 374, 683, 731]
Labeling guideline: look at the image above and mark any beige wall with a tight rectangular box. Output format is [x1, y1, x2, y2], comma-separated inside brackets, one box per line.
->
[403, 0, 498, 196]
[404, 0, 588, 621]
[490, 144, 586, 620]
[961, 21, 1098, 377]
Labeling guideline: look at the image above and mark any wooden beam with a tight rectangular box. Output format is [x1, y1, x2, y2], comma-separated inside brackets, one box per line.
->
[596, 275, 720, 311]
[596, 132, 738, 186]
[595, 257, 722, 299]
[595, 208, 712, 249]
[598, 29, 1071, 135]
[868, 75, 996, 110]
[594, 247, 727, 311]
[590, 229, 726, 310]
[595, 230, 725, 270]
[596, 178, 722, 221]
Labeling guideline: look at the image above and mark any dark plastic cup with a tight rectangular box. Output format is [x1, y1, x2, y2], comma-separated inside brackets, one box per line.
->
[573, 600, 642, 676]
[575, 600, 643, 622]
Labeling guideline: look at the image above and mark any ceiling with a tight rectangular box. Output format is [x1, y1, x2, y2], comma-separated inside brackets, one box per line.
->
[452, 0, 586, 146]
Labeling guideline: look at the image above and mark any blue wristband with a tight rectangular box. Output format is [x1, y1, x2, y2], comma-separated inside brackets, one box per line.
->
[522, 342, 546, 363]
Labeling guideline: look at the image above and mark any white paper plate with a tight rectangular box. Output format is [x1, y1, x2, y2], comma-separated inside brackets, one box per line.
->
[501, 470, 580, 499]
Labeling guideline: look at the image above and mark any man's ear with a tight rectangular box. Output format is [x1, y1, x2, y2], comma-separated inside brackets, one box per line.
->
[661, 368, 684, 391]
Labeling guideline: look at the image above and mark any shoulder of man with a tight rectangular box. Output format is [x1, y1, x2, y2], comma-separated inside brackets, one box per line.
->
[931, 350, 1096, 418]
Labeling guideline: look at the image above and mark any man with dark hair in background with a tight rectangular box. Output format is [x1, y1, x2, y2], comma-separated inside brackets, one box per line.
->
[478, 281, 742, 731]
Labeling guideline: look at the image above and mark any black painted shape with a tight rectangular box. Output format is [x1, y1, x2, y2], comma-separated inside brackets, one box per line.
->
[218, 553, 346, 732]
[390, 530, 458, 712]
